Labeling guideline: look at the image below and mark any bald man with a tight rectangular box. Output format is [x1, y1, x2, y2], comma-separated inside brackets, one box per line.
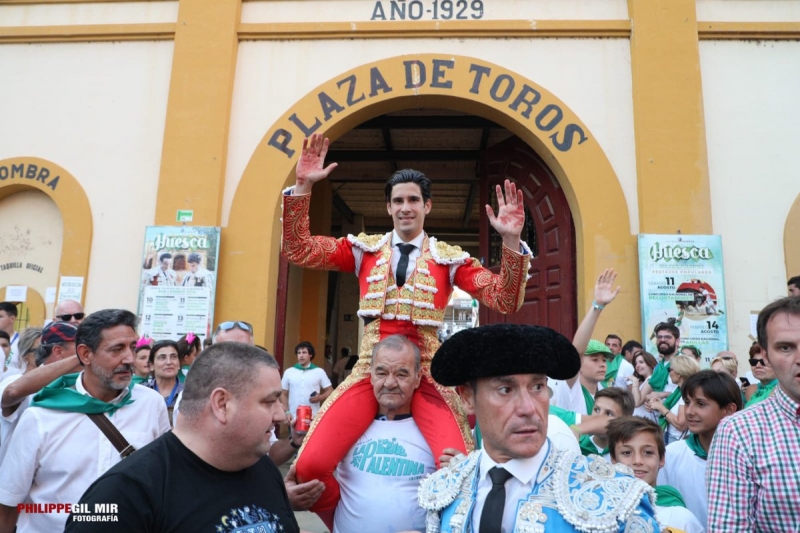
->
[55, 300, 85, 326]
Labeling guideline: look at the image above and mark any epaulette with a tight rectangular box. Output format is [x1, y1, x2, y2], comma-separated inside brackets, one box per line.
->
[554, 451, 657, 533]
[418, 451, 480, 511]
[347, 232, 391, 253]
[429, 237, 470, 265]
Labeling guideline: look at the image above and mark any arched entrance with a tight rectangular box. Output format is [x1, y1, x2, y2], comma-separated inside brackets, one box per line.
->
[222, 54, 635, 355]
[0, 158, 92, 317]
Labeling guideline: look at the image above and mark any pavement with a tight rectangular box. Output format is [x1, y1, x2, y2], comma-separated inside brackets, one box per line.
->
[278, 460, 329, 533]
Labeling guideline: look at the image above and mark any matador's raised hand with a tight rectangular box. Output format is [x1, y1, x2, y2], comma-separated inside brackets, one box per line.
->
[293, 133, 338, 195]
[486, 179, 525, 250]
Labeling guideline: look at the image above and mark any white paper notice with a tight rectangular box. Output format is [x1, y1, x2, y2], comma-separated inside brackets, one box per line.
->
[58, 276, 84, 304]
[750, 312, 759, 341]
[4, 286, 27, 302]
[45, 287, 57, 303]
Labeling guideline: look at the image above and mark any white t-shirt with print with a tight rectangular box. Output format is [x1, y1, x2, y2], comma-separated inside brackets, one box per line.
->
[334, 417, 435, 533]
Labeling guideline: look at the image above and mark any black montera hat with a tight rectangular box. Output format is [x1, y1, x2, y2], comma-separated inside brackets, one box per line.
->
[431, 324, 581, 386]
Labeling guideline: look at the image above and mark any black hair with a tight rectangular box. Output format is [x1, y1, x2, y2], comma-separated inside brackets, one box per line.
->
[605, 334, 622, 344]
[788, 276, 800, 288]
[654, 322, 680, 339]
[76, 309, 138, 355]
[158, 252, 172, 262]
[0, 302, 18, 317]
[188, 253, 202, 264]
[621, 340, 643, 354]
[295, 341, 316, 359]
[0, 331, 9, 342]
[150, 339, 181, 365]
[757, 296, 800, 348]
[384, 169, 432, 203]
[177, 333, 202, 364]
[681, 369, 743, 412]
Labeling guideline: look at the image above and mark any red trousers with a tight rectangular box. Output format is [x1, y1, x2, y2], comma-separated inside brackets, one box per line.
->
[294, 374, 468, 513]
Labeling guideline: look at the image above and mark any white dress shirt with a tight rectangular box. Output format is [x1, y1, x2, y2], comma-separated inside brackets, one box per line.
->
[472, 440, 552, 533]
[0, 375, 170, 532]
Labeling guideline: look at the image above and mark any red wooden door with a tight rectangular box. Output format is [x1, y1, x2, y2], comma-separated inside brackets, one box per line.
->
[479, 137, 576, 338]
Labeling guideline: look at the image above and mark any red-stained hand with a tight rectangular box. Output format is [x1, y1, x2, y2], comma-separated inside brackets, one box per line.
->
[294, 133, 338, 195]
[486, 179, 524, 244]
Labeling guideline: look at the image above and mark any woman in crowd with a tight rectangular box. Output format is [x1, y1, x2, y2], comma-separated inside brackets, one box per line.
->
[744, 343, 778, 408]
[710, 355, 738, 379]
[680, 345, 702, 363]
[710, 354, 745, 404]
[133, 337, 152, 385]
[629, 350, 659, 422]
[144, 339, 184, 426]
[647, 355, 700, 444]
[176, 332, 202, 382]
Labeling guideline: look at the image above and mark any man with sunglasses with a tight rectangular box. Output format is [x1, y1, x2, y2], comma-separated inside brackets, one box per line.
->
[55, 300, 85, 326]
[212, 320, 254, 344]
[744, 344, 778, 408]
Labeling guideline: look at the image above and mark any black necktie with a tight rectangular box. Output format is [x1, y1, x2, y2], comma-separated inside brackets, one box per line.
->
[479, 467, 513, 533]
[395, 243, 415, 287]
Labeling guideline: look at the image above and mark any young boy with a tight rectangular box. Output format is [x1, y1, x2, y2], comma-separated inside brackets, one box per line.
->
[657, 370, 742, 528]
[578, 387, 634, 459]
[607, 416, 705, 533]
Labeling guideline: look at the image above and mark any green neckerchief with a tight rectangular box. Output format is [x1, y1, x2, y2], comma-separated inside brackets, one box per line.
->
[654, 485, 686, 508]
[745, 379, 778, 408]
[475, 424, 483, 450]
[658, 387, 683, 430]
[131, 374, 149, 385]
[30, 373, 134, 417]
[293, 363, 319, 371]
[649, 360, 670, 392]
[578, 434, 608, 457]
[685, 433, 708, 460]
[549, 405, 577, 426]
[177, 365, 190, 383]
[605, 354, 623, 386]
[581, 384, 595, 414]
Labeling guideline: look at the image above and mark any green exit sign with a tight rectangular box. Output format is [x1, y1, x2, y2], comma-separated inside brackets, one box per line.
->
[176, 210, 194, 223]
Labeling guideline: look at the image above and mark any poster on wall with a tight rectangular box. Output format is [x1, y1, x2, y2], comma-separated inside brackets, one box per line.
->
[638, 234, 728, 367]
[137, 226, 220, 343]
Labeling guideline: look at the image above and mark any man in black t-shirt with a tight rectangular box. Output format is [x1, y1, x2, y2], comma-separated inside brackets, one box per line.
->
[65, 343, 299, 533]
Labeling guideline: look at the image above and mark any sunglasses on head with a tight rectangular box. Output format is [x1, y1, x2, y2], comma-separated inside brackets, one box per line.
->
[215, 321, 253, 333]
[749, 358, 767, 367]
[57, 313, 85, 321]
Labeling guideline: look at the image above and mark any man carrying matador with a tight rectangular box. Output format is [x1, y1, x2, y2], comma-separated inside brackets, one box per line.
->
[281, 133, 531, 520]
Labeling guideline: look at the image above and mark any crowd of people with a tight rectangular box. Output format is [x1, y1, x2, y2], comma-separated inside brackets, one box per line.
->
[0, 137, 797, 532]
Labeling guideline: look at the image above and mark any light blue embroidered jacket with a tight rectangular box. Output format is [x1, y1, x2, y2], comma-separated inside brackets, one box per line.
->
[418, 440, 660, 533]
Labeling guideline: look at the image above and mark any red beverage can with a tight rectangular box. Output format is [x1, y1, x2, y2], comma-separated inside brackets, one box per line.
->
[295, 405, 312, 433]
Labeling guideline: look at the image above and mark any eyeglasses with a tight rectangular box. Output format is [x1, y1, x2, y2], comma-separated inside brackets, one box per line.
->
[655, 335, 674, 341]
[57, 313, 85, 321]
[215, 321, 253, 333]
[749, 358, 767, 367]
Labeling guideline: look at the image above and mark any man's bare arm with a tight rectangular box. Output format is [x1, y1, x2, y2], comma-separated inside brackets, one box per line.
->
[1, 355, 81, 416]
[0, 504, 18, 533]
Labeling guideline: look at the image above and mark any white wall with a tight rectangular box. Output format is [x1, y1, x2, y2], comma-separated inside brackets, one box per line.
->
[697, 0, 800, 21]
[224, 38, 639, 234]
[0, 1, 178, 26]
[701, 39, 800, 360]
[242, 0, 627, 23]
[0, 41, 175, 315]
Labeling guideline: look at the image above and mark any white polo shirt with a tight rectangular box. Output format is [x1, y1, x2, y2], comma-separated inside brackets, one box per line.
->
[0, 375, 170, 532]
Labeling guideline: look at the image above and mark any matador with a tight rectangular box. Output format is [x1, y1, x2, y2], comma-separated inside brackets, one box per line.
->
[281, 134, 531, 519]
